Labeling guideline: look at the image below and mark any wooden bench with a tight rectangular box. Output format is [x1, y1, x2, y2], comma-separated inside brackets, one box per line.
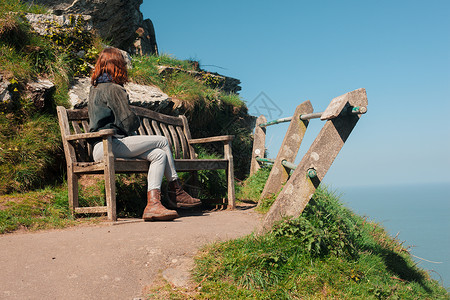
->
[56, 105, 235, 221]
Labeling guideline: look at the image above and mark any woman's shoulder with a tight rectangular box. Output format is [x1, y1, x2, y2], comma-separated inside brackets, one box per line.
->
[91, 82, 127, 93]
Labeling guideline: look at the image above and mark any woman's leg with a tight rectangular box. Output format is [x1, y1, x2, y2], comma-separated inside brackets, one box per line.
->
[93, 135, 200, 208]
[93, 136, 179, 221]
[93, 135, 178, 190]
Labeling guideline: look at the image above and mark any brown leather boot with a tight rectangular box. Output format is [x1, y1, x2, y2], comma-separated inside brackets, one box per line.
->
[167, 180, 202, 209]
[142, 189, 179, 221]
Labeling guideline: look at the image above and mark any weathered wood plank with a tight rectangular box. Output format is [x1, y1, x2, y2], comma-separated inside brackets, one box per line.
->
[143, 118, 154, 135]
[174, 159, 228, 171]
[224, 142, 235, 209]
[65, 129, 115, 141]
[72, 121, 82, 134]
[151, 120, 162, 136]
[176, 126, 190, 159]
[189, 135, 234, 144]
[137, 122, 146, 135]
[179, 115, 196, 158]
[102, 135, 117, 221]
[75, 206, 108, 214]
[66, 109, 88, 120]
[159, 123, 173, 150]
[168, 125, 181, 158]
[131, 106, 183, 126]
[81, 120, 89, 133]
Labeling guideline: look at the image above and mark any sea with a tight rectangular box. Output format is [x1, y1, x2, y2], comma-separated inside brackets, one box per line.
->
[336, 182, 450, 289]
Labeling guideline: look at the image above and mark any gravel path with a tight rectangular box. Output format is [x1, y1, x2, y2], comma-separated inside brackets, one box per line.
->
[0, 206, 260, 299]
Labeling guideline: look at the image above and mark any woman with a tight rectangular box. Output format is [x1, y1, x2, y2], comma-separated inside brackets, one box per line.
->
[88, 47, 201, 221]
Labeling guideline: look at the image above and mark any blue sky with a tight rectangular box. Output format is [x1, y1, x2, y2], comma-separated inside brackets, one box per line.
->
[141, 0, 450, 188]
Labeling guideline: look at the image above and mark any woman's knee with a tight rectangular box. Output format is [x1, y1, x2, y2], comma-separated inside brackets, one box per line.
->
[157, 136, 169, 147]
[148, 148, 166, 162]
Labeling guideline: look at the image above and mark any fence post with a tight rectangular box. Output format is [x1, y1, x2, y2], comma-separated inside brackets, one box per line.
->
[258, 100, 313, 203]
[258, 88, 368, 233]
[250, 115, 267, 176]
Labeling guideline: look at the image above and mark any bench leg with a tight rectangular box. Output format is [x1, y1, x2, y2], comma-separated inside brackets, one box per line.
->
[103, 137, 117, 221]
[224, 143, 236, 209]
[67, 166, 79, 216]
[104, 170, 116, 221]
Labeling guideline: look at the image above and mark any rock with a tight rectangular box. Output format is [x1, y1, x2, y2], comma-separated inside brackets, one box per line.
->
[124, 82, 171, 109]
[162, 257, 194, 288]
[24, 13, 92, 36]
[24, 0, 158, 55]
[26, 79, 55, 110]
[0, 77, 12, 105]
[68, 77, 91, 108]
[68, 77, 171, 110]
[1, 76, 55, 111]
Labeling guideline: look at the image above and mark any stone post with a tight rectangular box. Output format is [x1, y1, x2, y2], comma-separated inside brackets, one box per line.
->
[258, 100, 313, 202]
[258, 88, 368, 233]
[250, 115, 267, 176]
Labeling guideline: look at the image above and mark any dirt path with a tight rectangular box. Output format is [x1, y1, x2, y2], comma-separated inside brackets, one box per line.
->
[0, 206, 260, 300]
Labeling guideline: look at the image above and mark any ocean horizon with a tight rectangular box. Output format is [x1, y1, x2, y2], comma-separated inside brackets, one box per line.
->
[333, 181, 450, 289]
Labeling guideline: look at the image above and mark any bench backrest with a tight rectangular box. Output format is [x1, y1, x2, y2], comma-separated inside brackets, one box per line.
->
[57, 105, 196, 164]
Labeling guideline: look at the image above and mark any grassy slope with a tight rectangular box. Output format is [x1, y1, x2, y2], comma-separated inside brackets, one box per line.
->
[149, 169, 449, 299]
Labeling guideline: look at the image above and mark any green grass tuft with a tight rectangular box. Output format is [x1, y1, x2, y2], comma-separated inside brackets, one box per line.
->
[235, 165, 271, 203]
[0, 186, 72, 234]
[0, 114, 63, 194]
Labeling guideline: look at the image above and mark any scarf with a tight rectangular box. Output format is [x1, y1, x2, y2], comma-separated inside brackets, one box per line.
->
[96, 73, 112, 84]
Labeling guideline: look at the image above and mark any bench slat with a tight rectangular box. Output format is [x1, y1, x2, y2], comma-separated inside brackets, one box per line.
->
[143, 118, 154, 135]
[72, 121, 83, 134]
[67, 109, 88, 120]
[137, 122, 146, 135]
[81, 120, 93, 157]
[168, 125, 181, 158]
[75, 206, 108, 214]
[159, 123, 173, 150]
[81, 120, 89, 133]
[176, 126, 190, 159]
[151, 120, 162, 136]
[131, 106, 183, 126]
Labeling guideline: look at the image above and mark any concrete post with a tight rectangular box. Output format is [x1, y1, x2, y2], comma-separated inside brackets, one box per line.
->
[258, 100, 313, 203]
[250, 115, 267, 176]
[258, 88, 368, 233]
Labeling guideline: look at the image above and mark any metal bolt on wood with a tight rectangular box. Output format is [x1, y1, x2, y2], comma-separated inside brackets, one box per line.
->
[306, 168, 317, 178]
[281, 160, 297, 170]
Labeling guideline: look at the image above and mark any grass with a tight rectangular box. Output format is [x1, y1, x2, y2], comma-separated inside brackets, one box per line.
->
[129, 54, 245, 108]
[0, 114, 63, 194]
[235, 165, 271, 203]
[0, 185, 104, 234]
[0, 0, 48, 15]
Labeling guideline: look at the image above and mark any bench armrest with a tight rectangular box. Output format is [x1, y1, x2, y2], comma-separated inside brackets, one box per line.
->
[188, 135, 234, 144]
[65, 129, 116, 141]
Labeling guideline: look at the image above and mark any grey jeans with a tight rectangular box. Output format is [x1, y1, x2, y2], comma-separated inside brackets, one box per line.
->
[93, 135, 178, 190]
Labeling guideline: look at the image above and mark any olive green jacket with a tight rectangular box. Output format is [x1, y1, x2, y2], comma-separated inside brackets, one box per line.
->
[88, 82, 140, 136]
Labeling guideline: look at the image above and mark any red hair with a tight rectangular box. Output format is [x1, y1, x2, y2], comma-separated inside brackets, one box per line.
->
[91, 47, 128, 86]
